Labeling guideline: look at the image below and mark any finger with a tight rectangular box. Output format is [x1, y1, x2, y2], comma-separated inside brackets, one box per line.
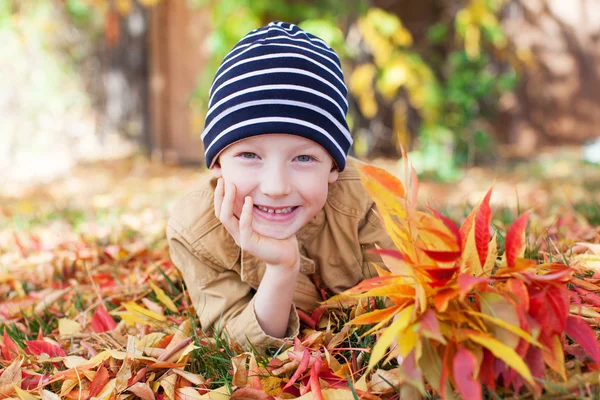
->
[220, 181, 240, 240]
[213, 178, 224, 217]
[239, 196, 254, 246]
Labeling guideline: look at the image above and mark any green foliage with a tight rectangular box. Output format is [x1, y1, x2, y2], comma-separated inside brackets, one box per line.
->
[189, 1, 519, 181]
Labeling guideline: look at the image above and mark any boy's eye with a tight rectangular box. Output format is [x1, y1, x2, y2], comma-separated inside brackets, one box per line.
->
[239, 152, 258, 159]
[296, 155, 315, 162]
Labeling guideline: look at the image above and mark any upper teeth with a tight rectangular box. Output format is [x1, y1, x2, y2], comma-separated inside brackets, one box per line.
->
[257, 206, 295, 214]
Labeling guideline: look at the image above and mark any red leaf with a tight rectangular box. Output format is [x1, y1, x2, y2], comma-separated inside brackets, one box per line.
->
[297, 309, 316, 330]
[421, 249, 462, 263]
[283, 349, 311, 390]
[457, 274, 491, 300]
[479, 349, 495, 390]
[89, 366, 110, 398]
[505, 279, 530, 311]
[546, 285, 569, 334]
[453, 347, 482, 400]
[475, 188, 493, 267]
[308, 357, 324, 400]
[92, 305, 117, 333]
[428, 207, 462, 249]
[505, 211, 532, 267]
[25, 340, 66, 357]
[421, 266, 459, 287]
[573, 286, 600, 307]
[565, 316, 600, 365]
[2, 328, 20, 361]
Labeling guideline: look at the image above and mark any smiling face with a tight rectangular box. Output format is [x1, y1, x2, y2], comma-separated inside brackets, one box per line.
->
[210, 134, 339, 239]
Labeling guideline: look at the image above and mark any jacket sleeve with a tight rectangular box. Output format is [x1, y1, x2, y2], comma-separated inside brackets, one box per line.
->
[166, 224, 299, 353]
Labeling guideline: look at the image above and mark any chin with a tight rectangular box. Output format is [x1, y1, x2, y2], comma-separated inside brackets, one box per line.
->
[252, 223, 298, 240]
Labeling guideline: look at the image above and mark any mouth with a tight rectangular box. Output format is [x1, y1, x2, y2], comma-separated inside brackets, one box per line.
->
[253, 204, 301, 222]
[254, 205, 299, 214]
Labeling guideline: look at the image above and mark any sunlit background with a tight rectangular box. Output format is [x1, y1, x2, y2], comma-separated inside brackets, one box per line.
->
[1, 0, 599, 230]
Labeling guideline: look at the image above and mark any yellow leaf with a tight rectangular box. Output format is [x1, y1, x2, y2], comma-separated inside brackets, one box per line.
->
[136, 332, 165, 351]
[58, 318, 82, 336]
[198, 385, 229, 399]
[349, 64, 377, 96]
[123, 301, 167, 322]
[482, 233, 498, 275]
[177, 387, 205, 399]
[478, 292, 520, 349]
[467, 310, 541, 346]
[116, 0, 133, 15]
[398, 325, 418, 358]
[14, 385, 38, 400]
[137, 0, 161, 6]
[149, 281, 178, 313]
[542, 334, 567, 381]
[467, 332, 534, 386]
[368, 305, 414, 371]
[94, 378, 117, 400]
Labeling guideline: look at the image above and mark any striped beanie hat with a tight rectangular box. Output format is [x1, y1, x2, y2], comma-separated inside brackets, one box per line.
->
[201, 20, 352, 171]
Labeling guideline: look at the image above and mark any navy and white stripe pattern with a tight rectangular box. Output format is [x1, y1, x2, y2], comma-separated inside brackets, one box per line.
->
[202, 21, 352, 171]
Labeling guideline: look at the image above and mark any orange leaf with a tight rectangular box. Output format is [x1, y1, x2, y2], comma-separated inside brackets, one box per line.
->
[356, 164, 405, 199]
[453, 347, 482, 400]
[505, 211, 532, 267]
[434, 287, 459, 312]
[349, 305, 401, 326]
[89, 366, 110, 399]
[248, 354, 262, 390]
[565, 315, 600, 365]
[474, 188, 493, 267]
[105, 11, 120, 47]
[540, 334, 566, 381]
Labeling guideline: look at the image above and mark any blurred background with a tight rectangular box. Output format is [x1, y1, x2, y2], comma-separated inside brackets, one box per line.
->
[1, 0, 599, 233]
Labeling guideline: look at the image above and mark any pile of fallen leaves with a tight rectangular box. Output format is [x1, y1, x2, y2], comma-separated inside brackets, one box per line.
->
[0, 156, 599, 399]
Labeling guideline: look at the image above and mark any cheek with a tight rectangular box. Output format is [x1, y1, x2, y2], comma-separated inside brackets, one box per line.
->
[222, 172, 256, 215]
[299, 179, 329, 207]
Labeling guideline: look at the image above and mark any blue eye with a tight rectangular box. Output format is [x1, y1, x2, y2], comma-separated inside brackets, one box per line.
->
[296, 155, 315, 162]
[239, 152, 258, 159]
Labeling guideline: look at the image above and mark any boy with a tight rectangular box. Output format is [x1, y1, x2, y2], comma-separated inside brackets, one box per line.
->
[166, 21, 394, 352]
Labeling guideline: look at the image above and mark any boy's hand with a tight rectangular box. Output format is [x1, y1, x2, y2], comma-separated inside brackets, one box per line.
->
[214, 178, 300, 270]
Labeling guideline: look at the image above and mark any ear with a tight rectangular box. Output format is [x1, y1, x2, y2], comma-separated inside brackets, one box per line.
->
[209, 160, 223, 178]
[328, 165, 339, 184]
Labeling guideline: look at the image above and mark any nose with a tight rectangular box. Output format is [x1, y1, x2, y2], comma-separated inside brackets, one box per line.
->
[260, 166, 291, 198]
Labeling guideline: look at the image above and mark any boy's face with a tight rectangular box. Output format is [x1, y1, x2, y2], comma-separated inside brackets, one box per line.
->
[211, 134, 339, 240]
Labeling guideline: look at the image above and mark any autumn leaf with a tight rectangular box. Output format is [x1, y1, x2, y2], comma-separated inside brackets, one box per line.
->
[505, 210, 532, 267]
[91, 305, 117, 333]
[368, 305, 415, 370]
[453, 347, 481, 400]
[25, 340, 66, 357]
[474, 188, 493, 268]
[466, 331, 534, 386]
[565, 315, 600, 365]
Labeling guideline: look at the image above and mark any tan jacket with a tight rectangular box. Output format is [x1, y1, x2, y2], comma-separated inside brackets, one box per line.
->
[166, 158, 394, 352]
